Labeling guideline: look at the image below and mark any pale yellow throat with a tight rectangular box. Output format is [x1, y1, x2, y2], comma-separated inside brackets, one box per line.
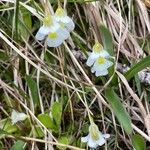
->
[48, 32, 58, 39]
[97, 57, 106, 64]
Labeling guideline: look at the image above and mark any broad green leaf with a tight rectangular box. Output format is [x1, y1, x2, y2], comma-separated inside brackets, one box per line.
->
[51, 102, 62, 128]
[99, 24, 114, 55]
[57, 136, 70, 150]
[105, 88, 132, 134]
[132, 134, 146, 150]
[0, 119, 18, 135]
[38, 113, 54, 129]
[11, 140, 25, 150]
[26, 75, 39, 105]
[33, 125, 44, 138]
[125, 56, 150, 80]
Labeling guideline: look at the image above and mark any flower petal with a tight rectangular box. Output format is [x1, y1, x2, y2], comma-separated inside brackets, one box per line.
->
[96, 137, 106, 146]
[81, 135, 89, 143]
[99, 50, 110, 58]
[47, 38, 63, 48]
[11, 110, 27, 124]
[95, 69, 108, 77]
[39, 26, 51, 35]
[59, 28, 70, 40]
[103, 134, 110, 139]
[35, 32, 46, 41]
[47, 37, 63, 47]
[86, 52, 100, 67]
[88, 136, 98, 148]
[65, 18, 75, 32]
[54, 15, 75, 32]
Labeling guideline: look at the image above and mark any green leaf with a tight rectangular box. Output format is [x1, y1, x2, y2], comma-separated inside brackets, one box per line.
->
[57, 136, 70, 150]
[132, 134, 146, 150]
[125, 56, 150, 80]
[33, 125, 44, 138]
[26, 75, 39, 105]
[19, 7, 32, 40]
[11, 140, 25, 150]
[38, 113, 54, 129]
[105, 88, 132, 134]
[51, 102, 62, 128]
[99, 24, 114, 55]
[0, 119, 18, 135]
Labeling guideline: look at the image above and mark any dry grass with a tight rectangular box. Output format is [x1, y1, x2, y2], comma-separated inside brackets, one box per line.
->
[0, 0, 150, 150]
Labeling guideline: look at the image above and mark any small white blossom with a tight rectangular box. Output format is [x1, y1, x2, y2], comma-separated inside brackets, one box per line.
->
[46, 30, 64, 47]
[35, 15, 58, 41]
[91, 57, 113, 76]
[54, 6, 75, 32]
[86, 42, 110, 67]
[81, 123, 110, 148]
[35, 14, 70, 47]
[11, 110, 27, 125]
[46, 26, 70, 47]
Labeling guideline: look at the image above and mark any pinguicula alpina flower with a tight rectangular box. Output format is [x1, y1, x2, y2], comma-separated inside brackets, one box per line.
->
[11, 110, 27, 125]
[81, 122, 110, 148]
[54, 6, 75, 32]
[35, 15, 70, 47]
[86, 41, 110, 67]
[91, 57, 113, 76]
[46, 29, 66, 47]
[35, 15, 58, 41]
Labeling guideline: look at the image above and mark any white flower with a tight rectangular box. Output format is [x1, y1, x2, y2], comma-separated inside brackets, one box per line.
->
[46, 26, 70, 47]
[54, 6, 75, 32]
[81, 123, 110, 148]
[35, 15, 70, 47]
[91, 57, 113, 76]
[46, 30, 64, 47]
[35, 15, 57, 41]
[86, 42, 110, 67]
[11, 110, 27, 125]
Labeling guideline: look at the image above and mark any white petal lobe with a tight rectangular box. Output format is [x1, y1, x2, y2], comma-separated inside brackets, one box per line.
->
[11, 110, 27, 124]
[81, 135, 89, 143]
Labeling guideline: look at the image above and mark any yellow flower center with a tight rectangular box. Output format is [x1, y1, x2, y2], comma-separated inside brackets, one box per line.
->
[90, 124, 100, 141]
[48, 32, 58, 39]
[43, 15, 53, 26]
[93, 42, 103, 53]
[97, 57, 105, 64]
[55, 7, 66, 17]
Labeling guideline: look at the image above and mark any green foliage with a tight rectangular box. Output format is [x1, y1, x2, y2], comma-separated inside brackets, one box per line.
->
[105, 88, 132, 134]
[38, 101, 62, 132]
[33, 125, 44, 138]
[18, 7, 32, 40]
[0, 119, 18, 136]
[57, 136, 70, 150]
[11, 140, 25, 150]
[125, 56, 150, 80]
[132, 134, 146, 150]
[38, 113, 54, 129]
[26, 75, 39, 105]
[51, 101, 62, 131]
[99, 24, 114, 55]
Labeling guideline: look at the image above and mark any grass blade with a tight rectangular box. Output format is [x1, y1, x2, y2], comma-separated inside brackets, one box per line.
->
[99, 24, 114, 55]
[26, 75, 39, 105]
[105, 88, 132, 134]
[132, 134, 146, 150]
[125, 56, 150, 80]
